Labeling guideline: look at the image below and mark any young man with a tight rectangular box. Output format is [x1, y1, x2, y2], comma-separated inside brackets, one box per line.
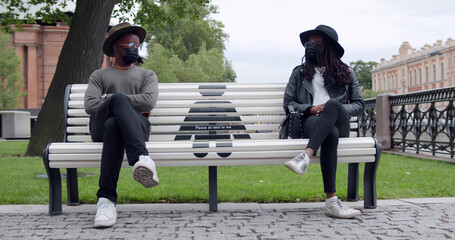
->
[84, 22, 159, 228]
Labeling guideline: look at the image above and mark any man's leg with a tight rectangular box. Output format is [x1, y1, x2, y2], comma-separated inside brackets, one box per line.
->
[104, 93, 158, 187]
[93, 117, 122, 228]
[104, 93, 150, 165]
[96, 117, 124, 203]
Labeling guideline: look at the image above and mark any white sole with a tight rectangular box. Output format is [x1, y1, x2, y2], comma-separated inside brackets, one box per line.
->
[94, 218, 116, 228]
[284, 161, 307, 175]
[324, 210, 362, 219]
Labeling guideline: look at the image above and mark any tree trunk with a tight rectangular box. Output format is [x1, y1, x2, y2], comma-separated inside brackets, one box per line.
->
[26, 0, 116, 156]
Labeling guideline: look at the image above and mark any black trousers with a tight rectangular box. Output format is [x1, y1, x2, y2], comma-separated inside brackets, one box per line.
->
[89, 93, 151, 203]
[302, 99, 350, 193]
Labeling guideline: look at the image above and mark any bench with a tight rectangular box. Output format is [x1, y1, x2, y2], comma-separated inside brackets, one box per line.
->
[42, 82, 381, 215]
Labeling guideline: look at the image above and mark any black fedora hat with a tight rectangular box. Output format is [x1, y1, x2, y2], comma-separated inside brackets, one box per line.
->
[300, 24, 344, 58]
[103, 22, 146, 57]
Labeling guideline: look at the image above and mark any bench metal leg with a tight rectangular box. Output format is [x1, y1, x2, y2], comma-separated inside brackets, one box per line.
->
[42, 144, 63, 215]
[363, 139, 382, 209]
[208, 166, 218, 212]
[347, 163, 359, 201]
[66, 168, 79, 206]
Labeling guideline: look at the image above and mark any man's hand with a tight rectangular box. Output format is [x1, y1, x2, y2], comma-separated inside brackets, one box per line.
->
[309, 104, 325, 116]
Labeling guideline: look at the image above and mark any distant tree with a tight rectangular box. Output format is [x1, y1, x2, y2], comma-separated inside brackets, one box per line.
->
[0, 32, 26, 109]
[142, 4, 235, 82]
[147, 5, 228, 61]
[143, 42, 236, 83]
[1, 0, 210, 156]
[176, 44, 225, 82]
[141, 43, 180, 83]
[350, 60, 377, 90]
[361, 89, 385, 99]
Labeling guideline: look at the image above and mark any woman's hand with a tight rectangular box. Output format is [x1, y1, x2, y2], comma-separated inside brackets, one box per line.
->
[309, 104, 325, 116]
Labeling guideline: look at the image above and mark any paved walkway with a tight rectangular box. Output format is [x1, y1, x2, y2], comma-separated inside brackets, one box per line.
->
[1, 198, 454, 239]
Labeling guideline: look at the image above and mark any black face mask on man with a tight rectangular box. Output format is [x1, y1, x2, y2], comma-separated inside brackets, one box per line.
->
[305, 40, 322, 65]
[121, 47, 139, 65]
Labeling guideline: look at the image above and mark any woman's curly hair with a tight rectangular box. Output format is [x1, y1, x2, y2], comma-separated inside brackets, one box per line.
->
[301, 40, 351, 89]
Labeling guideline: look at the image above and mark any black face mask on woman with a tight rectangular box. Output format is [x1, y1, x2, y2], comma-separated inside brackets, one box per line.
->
[305, 40, 322, 65]
[121, 47, 139, 65]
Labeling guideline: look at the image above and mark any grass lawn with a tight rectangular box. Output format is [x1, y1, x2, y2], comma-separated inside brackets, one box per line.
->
[0, 141, 454, 204]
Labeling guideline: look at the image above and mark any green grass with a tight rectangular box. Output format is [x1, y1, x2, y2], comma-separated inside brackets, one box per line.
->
[0, 141, 454, 204]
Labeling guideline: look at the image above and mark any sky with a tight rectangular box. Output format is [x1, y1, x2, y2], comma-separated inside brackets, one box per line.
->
[208, 0, 455, 83]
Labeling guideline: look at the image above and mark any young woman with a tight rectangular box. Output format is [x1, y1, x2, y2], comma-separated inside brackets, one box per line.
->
[283, 25, 365, 219]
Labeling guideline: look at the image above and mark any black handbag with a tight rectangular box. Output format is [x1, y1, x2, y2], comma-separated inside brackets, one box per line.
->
[279, 106, 304, 139]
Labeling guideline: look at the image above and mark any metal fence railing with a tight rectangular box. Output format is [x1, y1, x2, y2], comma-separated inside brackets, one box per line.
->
[389, 87, 455, 158]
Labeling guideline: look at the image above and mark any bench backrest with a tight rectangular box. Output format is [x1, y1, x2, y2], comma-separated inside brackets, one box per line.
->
[64, 83, 358, 143]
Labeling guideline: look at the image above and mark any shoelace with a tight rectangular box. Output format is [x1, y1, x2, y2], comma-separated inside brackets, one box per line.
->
[97, 202, 111, 215]
[293, 153, 306, 163]
[332, 199, 351, 212]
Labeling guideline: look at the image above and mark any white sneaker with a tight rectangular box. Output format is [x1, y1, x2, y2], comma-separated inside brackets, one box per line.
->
[284, 152, 310, 175]
[324, 197, 361, 219]
[133, 155, 159, 188]
[94, 197, 117, 228]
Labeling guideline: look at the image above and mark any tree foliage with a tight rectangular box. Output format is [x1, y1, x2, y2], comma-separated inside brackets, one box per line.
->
[143, 42, 236, 83]
[361, 89, 385, 99]
[141, 4, 236, 83]
[350, 60, 377, 90]
[0, 32, 26, 109]
[1, 0, 210, 156]
[147, 5, 227, 61]
[0, 0, 72, 33]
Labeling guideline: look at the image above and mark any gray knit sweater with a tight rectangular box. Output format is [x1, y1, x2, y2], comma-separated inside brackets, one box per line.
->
[84, 66, 159, 115]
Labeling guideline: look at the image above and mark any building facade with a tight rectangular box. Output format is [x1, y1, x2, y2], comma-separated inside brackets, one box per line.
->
[371, 39, 455, 94]
[9, 23, 113, 110]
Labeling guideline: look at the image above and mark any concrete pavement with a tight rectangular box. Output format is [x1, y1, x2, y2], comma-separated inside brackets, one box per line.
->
[1, 197, 454, 239]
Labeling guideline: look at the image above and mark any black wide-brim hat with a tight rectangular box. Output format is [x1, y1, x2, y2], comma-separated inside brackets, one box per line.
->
[103, 22, 146, 57]
[300, 24, 344, 58]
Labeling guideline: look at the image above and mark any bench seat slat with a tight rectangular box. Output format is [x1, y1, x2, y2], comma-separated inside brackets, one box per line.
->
[49, 148, 376, 161]
[49, 138, 376, 154]
[49, 154, 375, 168]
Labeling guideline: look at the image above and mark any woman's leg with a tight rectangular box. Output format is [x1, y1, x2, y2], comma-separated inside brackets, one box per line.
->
[306, 99, 350, 153]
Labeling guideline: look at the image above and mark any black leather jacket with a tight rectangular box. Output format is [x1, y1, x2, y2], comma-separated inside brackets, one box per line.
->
[283, 65, 365, 116]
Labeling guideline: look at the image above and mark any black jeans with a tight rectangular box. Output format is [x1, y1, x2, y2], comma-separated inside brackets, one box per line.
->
[89, 93, 151, 203]
[302, 99, 350, 193]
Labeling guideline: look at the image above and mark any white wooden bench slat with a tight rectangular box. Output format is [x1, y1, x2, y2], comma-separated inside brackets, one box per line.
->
[67, 116, 358, 127]
[49, 138, 375, 153]
[68, 83, 286, 93]
[66, 132, 359, 142]
[70, 92, 285, 101]
[150, 107, 285, 115]
[49, 155, 375, 168]
[69, 99, 284, 109]
[49, 148, 376, 161]
[65, 112, 285, 123]
[66, 124, 281, 134]
[66, 132, 288, 142]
